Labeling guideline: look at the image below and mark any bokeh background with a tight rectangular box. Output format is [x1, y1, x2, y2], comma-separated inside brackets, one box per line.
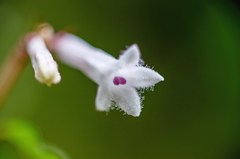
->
[0, 0, 239, 159]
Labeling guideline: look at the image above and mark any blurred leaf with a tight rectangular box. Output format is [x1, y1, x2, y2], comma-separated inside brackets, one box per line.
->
[0, 119, 69, 159]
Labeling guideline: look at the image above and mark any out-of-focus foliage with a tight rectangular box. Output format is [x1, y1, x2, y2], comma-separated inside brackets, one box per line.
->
[0, 119, 68, 159]
[0, 0, 239, 159]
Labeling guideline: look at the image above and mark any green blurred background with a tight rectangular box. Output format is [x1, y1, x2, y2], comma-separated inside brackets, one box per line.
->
[0, 0, 239, 159]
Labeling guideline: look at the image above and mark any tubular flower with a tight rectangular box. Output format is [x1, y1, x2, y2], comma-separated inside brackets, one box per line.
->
[53, 33, 164, 116]
[26, 35, 61, 86]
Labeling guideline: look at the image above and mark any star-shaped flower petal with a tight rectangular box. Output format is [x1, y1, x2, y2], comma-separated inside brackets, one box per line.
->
[53, 33, 164, 116]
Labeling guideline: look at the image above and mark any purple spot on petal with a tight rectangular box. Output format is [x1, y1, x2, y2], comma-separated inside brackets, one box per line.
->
[119, 77, 126, 85]
[113, 77, 120, 85]
[113, 76, 127, 86]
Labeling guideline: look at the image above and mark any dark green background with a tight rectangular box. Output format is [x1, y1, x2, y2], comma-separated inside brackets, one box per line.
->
[0, 0, 239, 159]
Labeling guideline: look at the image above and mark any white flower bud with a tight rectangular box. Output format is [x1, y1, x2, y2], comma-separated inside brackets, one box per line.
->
[26, 35, 61, 86]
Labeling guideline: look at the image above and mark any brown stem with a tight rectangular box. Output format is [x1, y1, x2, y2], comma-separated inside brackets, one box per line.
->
[0, 39, 28, 108]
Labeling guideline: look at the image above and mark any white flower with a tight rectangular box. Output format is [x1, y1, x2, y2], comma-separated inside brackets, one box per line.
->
[53, 33, 164, 117]
[26, 35, 61, 86]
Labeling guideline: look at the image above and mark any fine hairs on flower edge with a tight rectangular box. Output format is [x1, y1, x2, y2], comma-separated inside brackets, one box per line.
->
[25, 24, 164, 117]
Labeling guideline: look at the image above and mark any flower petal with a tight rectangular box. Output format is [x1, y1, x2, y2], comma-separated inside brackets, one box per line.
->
[112, 87, 141, 117]
[119, 44, 140, 66]
[118, 66, 164, 88]
[95, 86, 112, 111]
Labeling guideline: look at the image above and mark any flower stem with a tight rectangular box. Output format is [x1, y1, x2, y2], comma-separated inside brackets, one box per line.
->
[0, 39, 28, 108]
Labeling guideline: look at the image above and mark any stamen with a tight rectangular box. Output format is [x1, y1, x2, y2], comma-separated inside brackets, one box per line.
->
[113, 76, 126, 85]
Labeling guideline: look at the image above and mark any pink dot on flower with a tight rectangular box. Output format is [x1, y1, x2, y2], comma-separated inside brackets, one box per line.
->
[113, 76, 127, 85]
[119, 77, 127, 85]
[113, 77, 120, 85]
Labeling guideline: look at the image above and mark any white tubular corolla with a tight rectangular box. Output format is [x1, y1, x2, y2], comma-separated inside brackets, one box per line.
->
[53, 33, 164, 116]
